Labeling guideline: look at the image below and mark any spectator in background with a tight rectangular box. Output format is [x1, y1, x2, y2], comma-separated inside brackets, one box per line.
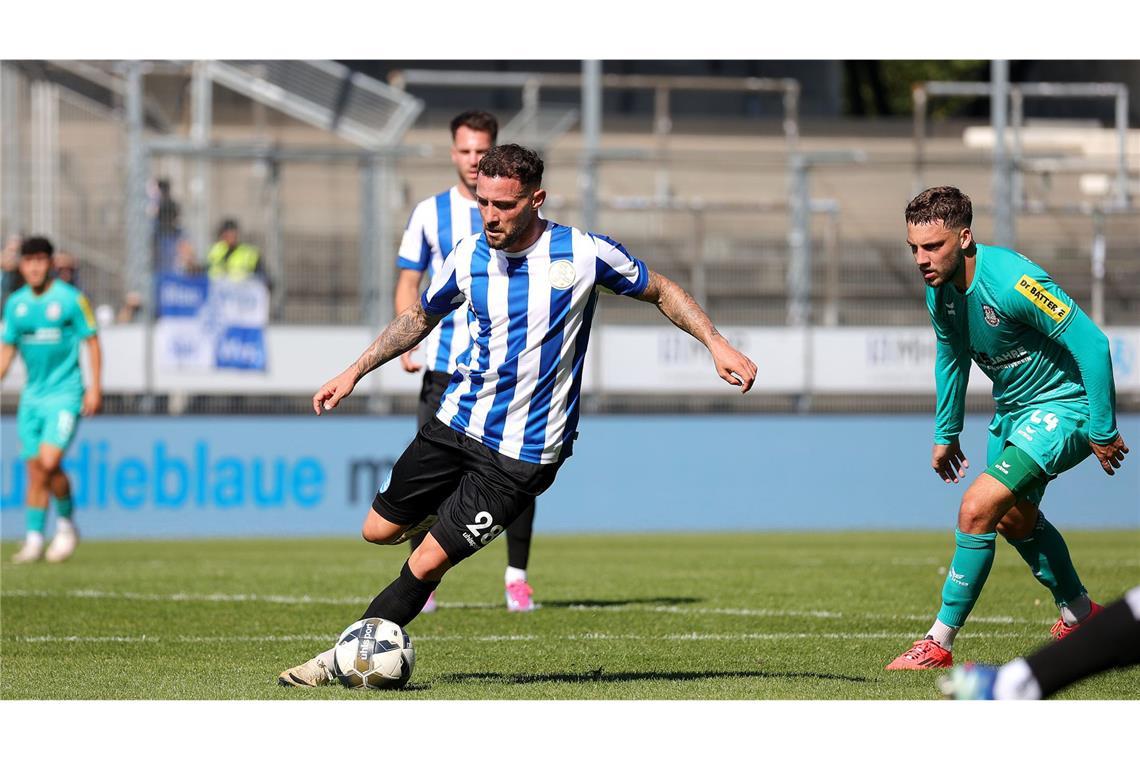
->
[206, 219, 267, 283]
[54, 251, 78, 287]
[2, 234, 25, 309]
[151, 179, 196, 276]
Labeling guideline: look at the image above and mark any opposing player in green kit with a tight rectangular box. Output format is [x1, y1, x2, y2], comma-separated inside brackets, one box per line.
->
[887, 187, 1129, 670]
[1, 236, 102, 563]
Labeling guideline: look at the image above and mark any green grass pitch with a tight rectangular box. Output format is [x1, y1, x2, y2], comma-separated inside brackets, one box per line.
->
[2, 531, 1137, 700]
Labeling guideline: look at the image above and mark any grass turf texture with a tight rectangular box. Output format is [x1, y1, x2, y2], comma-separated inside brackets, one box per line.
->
[2, 531, 1137, 700]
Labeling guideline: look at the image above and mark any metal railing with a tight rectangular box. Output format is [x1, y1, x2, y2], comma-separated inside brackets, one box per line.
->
[913, 79, 1133, 209]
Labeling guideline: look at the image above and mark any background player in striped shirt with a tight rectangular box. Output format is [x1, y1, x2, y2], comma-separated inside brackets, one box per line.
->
[886, 187, 1128, 670]
[395, 111, 542, 614]
[279, 144, 756, 686]
[1, 236, 102, 563]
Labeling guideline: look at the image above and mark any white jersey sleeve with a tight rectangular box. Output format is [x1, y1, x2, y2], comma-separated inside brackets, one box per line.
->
[397, 201, 434, 272]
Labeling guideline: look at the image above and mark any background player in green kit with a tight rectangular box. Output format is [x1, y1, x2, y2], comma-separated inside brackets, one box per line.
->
[886, 187, 1129, 670]
[1, 236, 102, 563]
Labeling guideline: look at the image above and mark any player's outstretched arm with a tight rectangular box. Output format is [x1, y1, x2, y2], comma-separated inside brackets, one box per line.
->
[635, 269, 757, 393]
[313, 302, 442, 414]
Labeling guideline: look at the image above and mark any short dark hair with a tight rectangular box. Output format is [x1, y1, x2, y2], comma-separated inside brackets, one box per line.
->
[477, 144, 544, 190]
[218, 219, 239, 235]
[450, 110, 498, 142]
[21, 235, 54, 256]
[905, 186, 973, 230]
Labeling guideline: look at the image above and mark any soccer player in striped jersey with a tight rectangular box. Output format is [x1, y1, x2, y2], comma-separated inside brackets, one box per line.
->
[395, 111, 542, 613]
[886, 187, 1128, 670]
[278, 143, 757, 686]
[1, 236, 102, 564]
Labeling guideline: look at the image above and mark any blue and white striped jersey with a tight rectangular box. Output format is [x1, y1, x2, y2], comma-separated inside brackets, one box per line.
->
[421, 221, 650, 464]
[397, 186, 481, 374]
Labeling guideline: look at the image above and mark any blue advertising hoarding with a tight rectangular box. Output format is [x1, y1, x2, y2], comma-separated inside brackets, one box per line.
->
[2, 415, 1137, 539]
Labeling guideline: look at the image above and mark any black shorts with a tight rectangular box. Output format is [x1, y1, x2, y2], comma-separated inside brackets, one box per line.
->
[372, 417, 561, 564]
[416, 370, 452, 430]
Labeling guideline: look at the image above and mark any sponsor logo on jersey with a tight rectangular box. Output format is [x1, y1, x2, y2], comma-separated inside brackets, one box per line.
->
[26, 327, 63, 344]
[45, 302, 62, 321]
[944, 300, 956, 317]
[14, 303, 28, 317]
[548, 259, 576, 290]
[1015, 275, 1069, 323]
[982, 304, 1000, 327]
[972, 346, 1030, 371]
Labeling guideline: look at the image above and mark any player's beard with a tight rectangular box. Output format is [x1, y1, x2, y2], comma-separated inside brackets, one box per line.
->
[487, 209, 536, 251]
[492, 225, 525, 250]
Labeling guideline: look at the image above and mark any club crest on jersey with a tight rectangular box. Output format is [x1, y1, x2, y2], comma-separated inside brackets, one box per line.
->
[982, 304, 1000, 327]
[549, 259, 576, 290]
[45, 302, 62, 321]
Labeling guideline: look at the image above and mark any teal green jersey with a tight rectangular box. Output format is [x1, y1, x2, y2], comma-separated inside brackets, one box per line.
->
[928, 244, 1118, 445]
[2, 280, 98, 402]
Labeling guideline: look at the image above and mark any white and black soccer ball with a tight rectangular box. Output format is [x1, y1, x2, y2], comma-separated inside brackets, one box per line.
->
[332, 617, 415, 689]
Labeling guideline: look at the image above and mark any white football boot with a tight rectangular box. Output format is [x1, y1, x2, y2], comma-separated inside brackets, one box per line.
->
[45, 521, 79, 563]
[278, 657, 334, 688]
[11, 535, 45, 564]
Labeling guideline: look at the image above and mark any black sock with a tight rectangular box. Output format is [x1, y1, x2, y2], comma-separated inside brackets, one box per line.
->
[1026, 596, 1140, 698]
[359, 561, 440, 628]
[506, 501, 536, 570]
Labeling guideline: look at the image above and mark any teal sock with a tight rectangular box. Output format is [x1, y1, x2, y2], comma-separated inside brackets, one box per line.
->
[936, 530, 997, 628]
[54, 496, 74, 520]
[1006, 512, 1086, 606]
[26, 506, 47, 535]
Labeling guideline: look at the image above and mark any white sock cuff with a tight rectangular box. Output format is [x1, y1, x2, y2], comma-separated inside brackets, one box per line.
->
[993, 658, 1041, 700]
[505, 566, 527, 584]
[926, 620, 959, 650]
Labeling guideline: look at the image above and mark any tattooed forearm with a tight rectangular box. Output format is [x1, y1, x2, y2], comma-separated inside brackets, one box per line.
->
[637, 270, 720, 345]
[350, 303, 441, 379]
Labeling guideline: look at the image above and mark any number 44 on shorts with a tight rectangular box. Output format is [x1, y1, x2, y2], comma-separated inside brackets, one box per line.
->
[465, 511, 504, 546]
[1018, 409, 1059, 443]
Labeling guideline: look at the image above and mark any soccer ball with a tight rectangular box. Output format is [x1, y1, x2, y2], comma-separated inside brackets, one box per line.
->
[331, 617, 415, 689]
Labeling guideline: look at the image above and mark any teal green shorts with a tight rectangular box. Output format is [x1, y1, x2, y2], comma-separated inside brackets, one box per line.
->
[986, 403, 1093, 505]
[17, 396, 82, 460]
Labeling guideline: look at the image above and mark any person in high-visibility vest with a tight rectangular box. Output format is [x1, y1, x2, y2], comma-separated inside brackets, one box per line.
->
[206, 219, 266, 282]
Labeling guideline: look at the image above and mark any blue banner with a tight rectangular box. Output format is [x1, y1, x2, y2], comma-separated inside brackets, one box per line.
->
[2, 415, 1137, 539]
[154, 275, 269, 372]
[156, 274, 210, 318]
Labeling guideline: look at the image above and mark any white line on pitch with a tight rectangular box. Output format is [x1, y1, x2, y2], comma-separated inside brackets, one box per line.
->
[7, 630, 1028, 645]
[0, 588, 1051, 625]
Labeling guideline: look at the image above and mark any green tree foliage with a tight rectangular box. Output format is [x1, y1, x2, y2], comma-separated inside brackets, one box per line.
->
[845, 61, 990, 117]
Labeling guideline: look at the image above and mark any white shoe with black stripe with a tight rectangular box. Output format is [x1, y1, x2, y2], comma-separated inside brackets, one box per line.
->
[278, 657, 334, 687]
